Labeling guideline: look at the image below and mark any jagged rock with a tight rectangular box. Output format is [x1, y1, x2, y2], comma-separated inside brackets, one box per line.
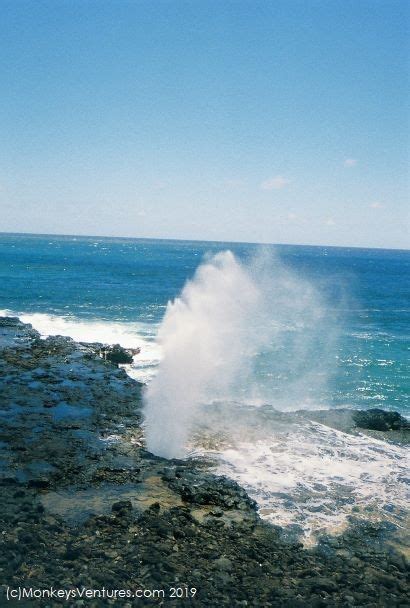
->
[213, 556, 233, 572]
[103, 344, 133, 365]
[0, 317, 24, 327]
[28, 479, 50, 489]
[352, 409, 409, 431]
[111, 500, 133, 515]
[168, 472, 256, 511]
[161, 466, 177, 481]
[0, 316, 40, 347]
[1, 316, 409, 607]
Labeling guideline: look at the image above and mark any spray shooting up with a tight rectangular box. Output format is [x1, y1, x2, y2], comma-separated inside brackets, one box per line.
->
[143, 249, 333, 459]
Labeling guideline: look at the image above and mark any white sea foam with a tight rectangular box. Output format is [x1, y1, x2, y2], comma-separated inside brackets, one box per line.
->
[190, 408, 409, 540]
[142, 249, 408, 540]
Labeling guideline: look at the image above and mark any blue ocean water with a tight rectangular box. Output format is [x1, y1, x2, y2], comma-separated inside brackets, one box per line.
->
[0, 232, 408, 415]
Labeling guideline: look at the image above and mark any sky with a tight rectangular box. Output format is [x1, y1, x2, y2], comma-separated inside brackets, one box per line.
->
[0, 0, 408, 249]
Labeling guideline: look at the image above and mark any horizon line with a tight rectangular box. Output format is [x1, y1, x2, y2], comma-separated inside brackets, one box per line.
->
[0, 230, 408, 253]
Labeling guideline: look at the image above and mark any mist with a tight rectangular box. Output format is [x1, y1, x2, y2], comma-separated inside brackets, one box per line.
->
[143, 249, 338, 459]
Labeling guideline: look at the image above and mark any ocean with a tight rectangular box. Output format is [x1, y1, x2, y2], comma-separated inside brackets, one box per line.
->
[1, 232, 408, 413]
[1, 232, 408, 539]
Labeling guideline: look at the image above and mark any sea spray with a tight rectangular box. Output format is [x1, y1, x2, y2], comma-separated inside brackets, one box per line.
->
[144, 249, 335, 458]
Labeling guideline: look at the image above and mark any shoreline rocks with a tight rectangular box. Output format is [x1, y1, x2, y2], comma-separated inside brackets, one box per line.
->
[100, 344, 135, 365]
[352, 408, 409, 432]
[297, 407, 410, 445]
[0, 317, 408, 606]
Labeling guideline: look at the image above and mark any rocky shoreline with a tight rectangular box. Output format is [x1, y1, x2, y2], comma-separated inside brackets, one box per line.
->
[0, 317, 408, 606]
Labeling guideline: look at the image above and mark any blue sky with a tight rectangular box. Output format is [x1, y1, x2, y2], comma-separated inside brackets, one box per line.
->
[0, 0, 408, 248]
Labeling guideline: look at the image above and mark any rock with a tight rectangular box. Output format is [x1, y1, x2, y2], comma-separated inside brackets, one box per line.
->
[63, 546, 82, 561]
[389, 553, 407, 572]
[168, 472, 256, 511]
[0, 317, 24, 327]
[308, 577, 338, 593]
[18, 531, 34, 544]
[111, 500, 133, 515]
[0, 316, 40, 345]
[1, 316, 409, 607]
[213, 556, 233, 572]
[352, 408, 409, 431]
[378, 573, 398, 589]
[161, 466, 176, 481]
[28, 479, 50, 489]
[102, 345, 133, 365]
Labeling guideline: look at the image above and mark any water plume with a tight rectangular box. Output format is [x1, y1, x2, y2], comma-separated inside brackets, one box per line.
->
[143, 249, 335, 458]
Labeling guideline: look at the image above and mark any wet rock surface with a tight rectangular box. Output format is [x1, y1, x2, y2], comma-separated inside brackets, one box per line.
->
[102, 344, 134, 365]
[352, 409, 409, 432]
[0, 318, 408, 606]
[298, 407, 410, 445]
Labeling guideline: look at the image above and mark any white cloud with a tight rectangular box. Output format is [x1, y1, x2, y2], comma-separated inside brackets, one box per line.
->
[287, 212, 298, 221]
[369, 201, 384, 209]
[137, 210, 147, 217]
[260, 175, 290, 190]
[344, 158, 358, 167]
[325, 218, 336, 226]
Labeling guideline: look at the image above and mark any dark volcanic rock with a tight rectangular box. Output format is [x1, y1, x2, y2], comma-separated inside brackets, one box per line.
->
[168, 471, 257, 510]
[104, 344, 133, 365]
[0, 316, 40, 346]
[298, 407, 409, 445]
[111, 499, 133, 515]
[0, 317, 24, 327]
[0, 316, 409, 607]
[352, 408, 409, 431]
